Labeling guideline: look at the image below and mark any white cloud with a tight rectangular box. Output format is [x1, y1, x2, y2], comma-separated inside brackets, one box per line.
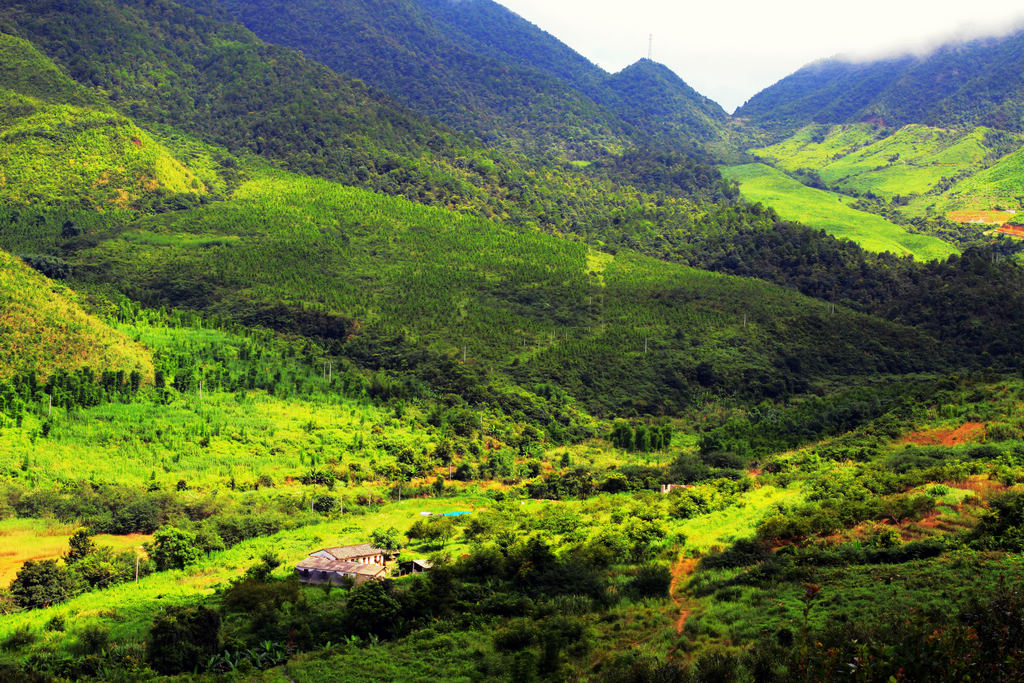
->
[494, 0, 1024, 112]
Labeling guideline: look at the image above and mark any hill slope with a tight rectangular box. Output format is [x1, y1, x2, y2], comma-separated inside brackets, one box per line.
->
[74, 168, 942, 413]
[0, 33, 205, 214]
[0, 250, 153, 381]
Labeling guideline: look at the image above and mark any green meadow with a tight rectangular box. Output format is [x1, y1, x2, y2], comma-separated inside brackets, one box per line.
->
[722, 163, 957, 259]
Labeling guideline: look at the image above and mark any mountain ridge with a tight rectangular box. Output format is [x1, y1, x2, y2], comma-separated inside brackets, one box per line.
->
[183, 0, 732, 154]
[737, 28, 1024, 136]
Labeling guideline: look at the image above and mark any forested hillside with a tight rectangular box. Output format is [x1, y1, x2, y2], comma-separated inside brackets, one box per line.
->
[0, 33, 205, 216]
[5, 2, 1024, 681]
[182, 0, 732, 154]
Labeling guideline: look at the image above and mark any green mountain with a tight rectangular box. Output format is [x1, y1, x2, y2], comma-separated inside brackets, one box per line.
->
[602, 59, 732, 149]
[0, 0, 746, 237]
[182, 0, 732, 155]
[736, 29, 1024, 136]
[735, 30, 1024, 229]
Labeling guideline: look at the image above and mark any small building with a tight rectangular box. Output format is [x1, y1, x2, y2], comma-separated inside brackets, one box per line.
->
[661, 484, 693, 494]
[295, 557, 386, 586]
[397, 559, 433, 576]
[309, 543, 388, 565]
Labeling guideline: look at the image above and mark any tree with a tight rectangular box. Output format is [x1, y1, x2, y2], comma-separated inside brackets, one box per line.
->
[406, 517, 455, 548]
[10, 560, 82, 609]
[312, 494, 337, 515]
[64, 528, 96, 564]
[146, 605, 221, 675]
[61, 220, 82, 239]
[370, 527, 402, 555]
[345, 581, 400, 638]
[146, 526, 202, 571]
[72, 551, 123, 590]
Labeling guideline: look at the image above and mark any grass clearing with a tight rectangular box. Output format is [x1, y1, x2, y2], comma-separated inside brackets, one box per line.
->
[0, 518, 151, 585]
[680, 485, 802, 553]
[722, 163, 957, 260]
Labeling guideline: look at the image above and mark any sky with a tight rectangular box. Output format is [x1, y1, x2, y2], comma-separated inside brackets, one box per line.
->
[496, 0, 1024, 113]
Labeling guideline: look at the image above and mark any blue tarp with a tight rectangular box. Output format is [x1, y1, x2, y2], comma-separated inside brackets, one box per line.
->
[442, 511, 472, 517]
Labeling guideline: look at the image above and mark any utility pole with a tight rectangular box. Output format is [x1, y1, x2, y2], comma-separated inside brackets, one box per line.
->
[648, 34, 653, 61]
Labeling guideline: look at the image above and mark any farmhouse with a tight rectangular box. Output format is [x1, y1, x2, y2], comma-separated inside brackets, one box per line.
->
[294, 556, 386, 586]
[308, 543, 388, 565]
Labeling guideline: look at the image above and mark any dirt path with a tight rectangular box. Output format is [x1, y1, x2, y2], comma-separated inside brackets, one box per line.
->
[670, 555, 698, 633]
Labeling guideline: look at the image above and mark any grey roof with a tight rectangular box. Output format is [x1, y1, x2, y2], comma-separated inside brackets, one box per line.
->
[295, 557, 385, 577]
[319, 544, 385, 561]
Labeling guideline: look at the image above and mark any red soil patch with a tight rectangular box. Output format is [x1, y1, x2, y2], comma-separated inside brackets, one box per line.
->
[947, 210, 1017, 225]
[997, 225, 1024, 240]
[901, 422, 985, 447]
[945, 477, 1006, 498]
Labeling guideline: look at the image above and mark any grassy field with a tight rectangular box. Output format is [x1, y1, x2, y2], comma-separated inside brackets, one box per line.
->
[750, 122, 1024, 218]
[722, 164, 957, 260]
[679, 485, 802, 553]
[0, 519, 152, 586]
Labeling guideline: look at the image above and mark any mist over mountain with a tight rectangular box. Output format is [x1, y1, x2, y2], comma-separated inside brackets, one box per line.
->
[737, 28, 1024, 136]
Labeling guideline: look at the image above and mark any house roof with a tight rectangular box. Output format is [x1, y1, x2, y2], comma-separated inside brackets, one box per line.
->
[318, 544, 385, 561]
[295, 557, 385, 576]
[402, 559, 433, 569]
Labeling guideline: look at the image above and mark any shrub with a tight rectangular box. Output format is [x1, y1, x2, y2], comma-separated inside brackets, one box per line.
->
[145, 526, 202, 571]
[10, 560, 83, 609]
[146, 605, 221, 675]
[626, 564, 672, 599]
[0, 626, 36, 652]
[971, 491, 1024, 551]
[69, 625, 110, 657]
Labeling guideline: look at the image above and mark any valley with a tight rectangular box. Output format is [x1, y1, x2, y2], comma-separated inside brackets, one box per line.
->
[1, 1, 1024, 681]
